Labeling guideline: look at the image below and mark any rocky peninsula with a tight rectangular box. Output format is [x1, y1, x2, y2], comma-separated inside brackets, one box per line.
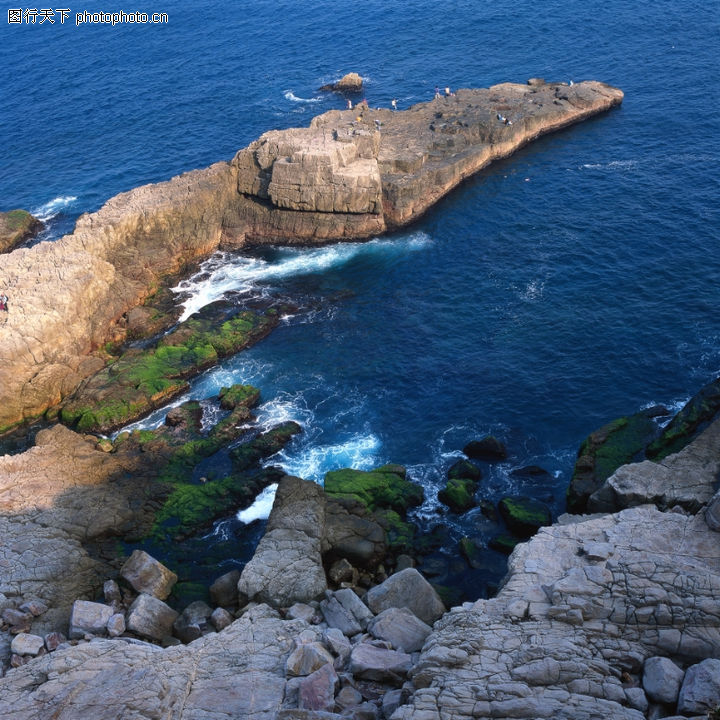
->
[0, 78, 622, 433]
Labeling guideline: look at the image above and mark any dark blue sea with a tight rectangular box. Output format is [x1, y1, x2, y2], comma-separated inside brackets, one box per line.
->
[3, 1, 719, 593]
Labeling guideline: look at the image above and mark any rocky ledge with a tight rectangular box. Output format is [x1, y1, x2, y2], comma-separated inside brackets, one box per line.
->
[1, 413, 718, 719]
[0, 209, 43, 253]
[0, 78, 622, 433]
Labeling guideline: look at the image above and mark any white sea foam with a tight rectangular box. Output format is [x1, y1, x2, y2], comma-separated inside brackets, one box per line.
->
[237, 483, 278, 523]
[284, 90, 322, 103]
[173, 233, 432, 321]
[272, 433, 381, 483]
[32, 195, 77, 222]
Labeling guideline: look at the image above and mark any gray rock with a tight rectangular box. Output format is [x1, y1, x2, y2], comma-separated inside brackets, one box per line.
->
[10, 633, 45, 656]
[299, 662, 339, 711]
[126, 593, 178, 641]
[210, 607, 233, 631]
[349, 643, 411, 681]
[18, 599, 48, 617]
[677, 658, 720, 714]
[2, 608, 31, 628]
[173, 601, 213, 643]
[286, 642, 334, 677]
[336, 684, 363, 711]
[368, 607, 431, 653]
[209, 569, 241, 607]
[381, 688, 404, 717]
[706, 491, 720, 532]
[365, 569, 445, 625]
[43, 631, 66, 651]
[69, 600, 114, 639]
[329, 558, 355, 585]
[624, 687, 648, 712]
[642, 656, 685, 704]
[395, 555, 414, 572]
[323, 627, 351, 663]
[334, 589, 374, 630]
[351, 702, 380, 720]
[238, 476, 328, 607]
[287, 603, 317, 623]
[120, 549, 178, 600]
[103, 579, 123, 606]
[320, 596, 362, 637]
[106, 613, 126, 637]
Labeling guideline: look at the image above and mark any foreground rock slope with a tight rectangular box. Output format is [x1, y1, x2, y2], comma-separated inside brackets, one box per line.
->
[1, 417, 718, 719]
[0, 79, 622, 432]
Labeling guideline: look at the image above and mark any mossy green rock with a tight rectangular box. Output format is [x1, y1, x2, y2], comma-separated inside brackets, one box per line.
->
[489, 534, 520, 555]
[498, 495, 551, 539]
[60, 309, 277, 433]
[373, 508, 416, 554]
[646, 376, 720, 460]
[219, 384, 261, 410]
[0, 209, 43, 253]
[447, 459, 482, 481]
[459, 537, 485, 568]
[229, 421, 302, 471]
[567, 410, 660, 514]
[438, 477, 478, 514]
[323, 466, 424, 515]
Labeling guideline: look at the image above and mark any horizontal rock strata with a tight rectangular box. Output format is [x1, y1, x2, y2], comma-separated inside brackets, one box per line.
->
[0, 79, 622, 432]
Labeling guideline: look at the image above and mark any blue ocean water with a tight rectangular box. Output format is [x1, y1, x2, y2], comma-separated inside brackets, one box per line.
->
[2, 2, 720, 572]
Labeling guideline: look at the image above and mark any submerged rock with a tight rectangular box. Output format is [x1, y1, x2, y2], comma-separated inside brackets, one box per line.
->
[463, 436, 508, 461]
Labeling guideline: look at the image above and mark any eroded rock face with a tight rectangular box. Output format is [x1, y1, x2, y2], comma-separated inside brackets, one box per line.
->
[0, 605, 302, 720]
[0, 424, 161, 633]
[394, 502, 720, 719]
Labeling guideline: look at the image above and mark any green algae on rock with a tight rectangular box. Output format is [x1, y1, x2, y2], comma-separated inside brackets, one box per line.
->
[323, 465, 424, 514]
[438, 477, 478, 514]
[498, 495, 551, 539]
[60, 308, 279, 433]
[567, 409, 662, 514]
[0, 209, 43, 253]
[647, 376, 720, 460]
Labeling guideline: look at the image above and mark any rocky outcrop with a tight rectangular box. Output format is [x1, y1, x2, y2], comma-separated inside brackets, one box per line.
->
[2, 417, 720, 717]
[319, 72, 364, 92]
[0, 79, 622, 432]
[587, 415, 720, 513]
[0, 210, 42, 253]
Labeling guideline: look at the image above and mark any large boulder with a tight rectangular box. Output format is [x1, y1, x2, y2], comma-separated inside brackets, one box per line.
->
[368, 607, 432, 653]
[365, 568, 446, 625]
[125, 593, 179, 641]
[120, 549, 178, 600]
[349, 643, 412, 681]
[68, 600, 115, 639]
[677, 658, 720, 715]
[463, 436, 508, 461]
[319, 72, 364, 92]
[238, 476, 328, 606]
[642, 656, 684, 705]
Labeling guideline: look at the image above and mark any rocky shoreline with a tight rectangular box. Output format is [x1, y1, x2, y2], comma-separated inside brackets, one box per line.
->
[7, 76, 719, 718]
[0, 407, 718, 718]
[0, 78, 622, 433]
